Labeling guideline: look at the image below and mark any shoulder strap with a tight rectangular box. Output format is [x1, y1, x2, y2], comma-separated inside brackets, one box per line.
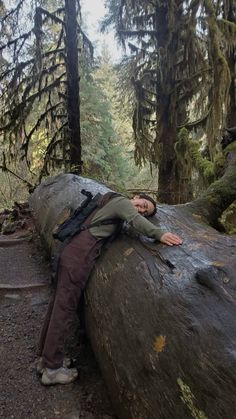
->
[80, 218, 121, 231]
[96, 192, 121, 208]
[80, 192, 122, 231]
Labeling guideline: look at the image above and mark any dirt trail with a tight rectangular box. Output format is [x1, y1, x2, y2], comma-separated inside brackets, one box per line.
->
[0, 233, 116, 419]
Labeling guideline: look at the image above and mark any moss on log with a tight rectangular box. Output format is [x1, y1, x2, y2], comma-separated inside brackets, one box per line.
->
[187, 151, 236, 227]
[30, 173, 236, 419]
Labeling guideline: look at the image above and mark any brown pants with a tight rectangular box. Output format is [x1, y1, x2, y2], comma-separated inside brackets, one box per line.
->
[38, 229, 104, 368]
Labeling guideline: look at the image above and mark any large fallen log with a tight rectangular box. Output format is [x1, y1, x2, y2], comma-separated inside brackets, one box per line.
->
[30, 172, 236, 419]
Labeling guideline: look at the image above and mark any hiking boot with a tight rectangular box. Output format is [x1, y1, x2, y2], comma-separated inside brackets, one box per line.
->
[41, 366, 78, 386]
[36, 357, 72, 375]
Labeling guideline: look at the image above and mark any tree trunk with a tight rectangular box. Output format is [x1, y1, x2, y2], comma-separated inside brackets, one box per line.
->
[187, 154, 236, 227]
[225, 2, 236, 128]
[158, 117, 192, 205]
[64, 0, 82, 174]
[155, 2, 193, 205]
[227, 49, 236, 127]
[29, 166, 236, 419]
[158, 122, 179, 204]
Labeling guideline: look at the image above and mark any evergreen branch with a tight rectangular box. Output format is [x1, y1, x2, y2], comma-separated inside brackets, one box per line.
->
[54, 7, 65, 15]
[48, 157, 70, 162]
[118, 29, 157, 38]
[128, 42, 154, 57]
[39, 123, 67, 181]
[141, 97, 156, 108]
[0, 48, 65, 82]
[141, 87, 157, 97]
[0, 118, 22, 134]
[142, 133, 154, 144]
[76, 0, 81, 16]
[45, 124, 67, 156]
[6, 63, 64, 106]
[143, 119, 156, 124]
[178, 108, 212, 130]
[0, 73, 65, 132]
[24, 73, 66, 105]
[77, 26, 94, 56]
[56, 28, 64, 49]
[173, 67, 211, 92]
[21, 64, 65, 105]
[1, 73, 66, 124]
[0, 0, 25, 24]
[58, 92, 68, 100]
[54, 114, 67, 118]
[132, 12, 155, 26]
[16, 34, 29, 57]
[217, 18, 236, 45]
[0, 31, 32, 52]
[21, 101, 65, 157]
[36, 7, 64, 26]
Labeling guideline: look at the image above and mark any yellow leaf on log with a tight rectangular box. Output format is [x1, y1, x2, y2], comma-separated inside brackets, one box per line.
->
[124, 248, 134, 257]
[211, 261, 225, 267]
[153, 335, 166, 353]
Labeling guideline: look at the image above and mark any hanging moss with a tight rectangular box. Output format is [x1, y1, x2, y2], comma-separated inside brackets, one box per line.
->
[221, 201, 236, 234]
[204, 0, 231, 154]
[188, 138, 215, 184]
[217, 19, 236, 46]
[213, 152, 226, 177]
[223, 140, 236, 155]
[174, 128, 229, 196]
[175, 128, 192, 181]
[188, 162, 236, 228]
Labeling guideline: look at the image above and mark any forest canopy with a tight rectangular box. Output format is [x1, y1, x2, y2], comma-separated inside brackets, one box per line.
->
[0, 0, 235, 215]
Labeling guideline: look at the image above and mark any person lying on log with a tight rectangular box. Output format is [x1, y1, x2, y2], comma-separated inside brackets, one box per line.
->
[37, 192, 182, 386]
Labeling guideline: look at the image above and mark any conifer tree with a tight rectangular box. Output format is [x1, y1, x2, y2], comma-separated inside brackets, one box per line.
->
[103, 0, 235, 203]
[0, 0, 92, 179]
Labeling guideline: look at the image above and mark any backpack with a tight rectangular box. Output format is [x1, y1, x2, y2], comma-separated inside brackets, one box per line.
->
[53, 189, 122, 243]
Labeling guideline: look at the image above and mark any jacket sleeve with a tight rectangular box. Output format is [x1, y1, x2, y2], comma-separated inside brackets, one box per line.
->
[114, 197, 165, 240]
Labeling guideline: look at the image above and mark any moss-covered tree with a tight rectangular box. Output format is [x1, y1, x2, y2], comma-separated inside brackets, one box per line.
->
[102, 0, 235, 204]
[0, 0, 92, 179]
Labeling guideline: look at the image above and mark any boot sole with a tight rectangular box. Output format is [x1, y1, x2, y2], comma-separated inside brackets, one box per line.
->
[41, 371, 78, 386]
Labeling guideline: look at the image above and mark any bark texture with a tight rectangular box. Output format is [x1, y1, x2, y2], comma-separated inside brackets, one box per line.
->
[30, 173, 236, 419]
[64, 0, 82, 174]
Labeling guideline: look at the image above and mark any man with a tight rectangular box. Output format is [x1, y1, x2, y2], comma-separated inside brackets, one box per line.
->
[37, 193, 182, 385]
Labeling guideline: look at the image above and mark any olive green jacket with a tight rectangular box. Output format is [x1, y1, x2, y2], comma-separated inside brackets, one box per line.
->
[89, 196, 165, 240]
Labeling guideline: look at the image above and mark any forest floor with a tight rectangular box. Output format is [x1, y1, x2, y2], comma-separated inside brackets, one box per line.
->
[0, 216, 116, 419]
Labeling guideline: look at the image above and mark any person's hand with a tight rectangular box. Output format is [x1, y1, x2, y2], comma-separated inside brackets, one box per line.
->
[160, 232, 182, 246]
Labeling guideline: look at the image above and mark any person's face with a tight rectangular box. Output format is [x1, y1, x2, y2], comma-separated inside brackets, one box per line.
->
[131, 196, 155, 216]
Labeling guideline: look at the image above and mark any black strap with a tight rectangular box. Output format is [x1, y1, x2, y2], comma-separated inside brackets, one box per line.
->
[80, 218, 121, 231]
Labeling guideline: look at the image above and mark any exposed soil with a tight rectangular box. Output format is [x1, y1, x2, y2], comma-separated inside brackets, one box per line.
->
[0, 211, 116, 419]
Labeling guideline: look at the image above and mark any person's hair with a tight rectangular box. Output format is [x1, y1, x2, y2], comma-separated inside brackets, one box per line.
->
[137, 193, 157, 216]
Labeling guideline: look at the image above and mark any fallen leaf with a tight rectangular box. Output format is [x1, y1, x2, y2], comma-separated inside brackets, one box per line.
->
[124, 248, 134, 257]
[192, 214, 203, 220]
[211, 261, 225, 267]
[153, 335, 166, 353]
